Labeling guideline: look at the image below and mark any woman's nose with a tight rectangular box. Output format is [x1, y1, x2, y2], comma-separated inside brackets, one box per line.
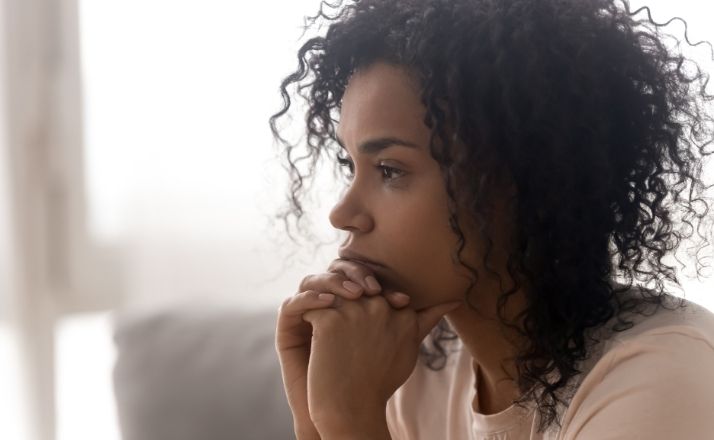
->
[328, 187, 374, 232]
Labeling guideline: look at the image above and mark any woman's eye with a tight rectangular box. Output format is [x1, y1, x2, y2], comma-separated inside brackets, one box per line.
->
[378, 164, 405, 181]
[337, 156, 355, 179]
[336, 156, 405, 182]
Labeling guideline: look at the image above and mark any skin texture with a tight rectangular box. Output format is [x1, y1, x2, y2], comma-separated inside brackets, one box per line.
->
[329, 61, 529, 415]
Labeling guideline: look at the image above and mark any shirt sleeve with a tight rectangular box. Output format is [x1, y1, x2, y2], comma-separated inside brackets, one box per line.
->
[560, 329, 714, 440]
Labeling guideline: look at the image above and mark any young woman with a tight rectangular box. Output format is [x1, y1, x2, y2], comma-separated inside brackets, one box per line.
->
[271, 0, 714, 439]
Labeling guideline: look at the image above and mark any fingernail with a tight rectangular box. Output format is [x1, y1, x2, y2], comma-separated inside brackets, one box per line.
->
[342, 280, 363, 294]
[394, 292, 410, 302]
[318, 293, 335, 302]
[365, 276, 381, 291]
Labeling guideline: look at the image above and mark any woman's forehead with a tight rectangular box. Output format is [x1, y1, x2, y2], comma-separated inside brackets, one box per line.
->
[337, 62, 430, 152]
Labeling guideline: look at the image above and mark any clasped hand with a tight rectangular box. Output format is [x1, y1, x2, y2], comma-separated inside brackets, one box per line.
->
[302, 291, 461, 432]
[275, 258, 461, 438]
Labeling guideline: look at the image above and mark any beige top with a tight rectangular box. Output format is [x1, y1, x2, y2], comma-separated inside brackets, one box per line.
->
[385, 292, 714, 439]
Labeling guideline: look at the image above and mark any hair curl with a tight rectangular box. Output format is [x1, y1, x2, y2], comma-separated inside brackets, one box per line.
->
[269, 0, 714, 432]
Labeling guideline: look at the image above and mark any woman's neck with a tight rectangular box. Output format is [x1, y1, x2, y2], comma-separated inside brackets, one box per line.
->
[445, 277, 529, 415]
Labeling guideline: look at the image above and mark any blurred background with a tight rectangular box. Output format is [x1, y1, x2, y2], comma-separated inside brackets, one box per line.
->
[0, 1, 712, 439]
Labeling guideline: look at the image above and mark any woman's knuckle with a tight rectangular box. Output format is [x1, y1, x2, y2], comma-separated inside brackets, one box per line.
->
[278, 293, 301, 314]
[384, 296, 400, 308]
[300, 290, 318, 299]
[330, 259, 373, 279]
[366, 295, 387, 311]
[277, 298, 290, 313]
[298, 274, 314, 291]
[326, 272, 345, 283]
[327, 259, 343, 272]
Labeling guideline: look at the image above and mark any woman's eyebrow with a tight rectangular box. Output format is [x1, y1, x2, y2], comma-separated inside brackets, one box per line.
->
[335, 134, 421, 155]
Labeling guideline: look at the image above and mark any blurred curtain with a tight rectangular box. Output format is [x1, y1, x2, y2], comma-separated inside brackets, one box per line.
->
[0, 1, 119, 439]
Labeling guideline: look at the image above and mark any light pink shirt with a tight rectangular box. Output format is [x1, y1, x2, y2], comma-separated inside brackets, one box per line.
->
[386, 293, 714, 439]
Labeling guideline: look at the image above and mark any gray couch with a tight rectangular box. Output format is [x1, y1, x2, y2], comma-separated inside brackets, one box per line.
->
[112, 302, 295, 440]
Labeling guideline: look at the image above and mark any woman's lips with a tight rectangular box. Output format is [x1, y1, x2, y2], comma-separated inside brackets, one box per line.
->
[338, 249, 385, 268]
[348, 258, 383, 272]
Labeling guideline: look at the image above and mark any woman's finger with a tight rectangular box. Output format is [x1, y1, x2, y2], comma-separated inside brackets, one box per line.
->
[279, 290, 337, 318]
[276, 290, 339, 352]
[327, 258, 383, 295]
[383, 291, 411, 309]
[299, 272, 364, 300]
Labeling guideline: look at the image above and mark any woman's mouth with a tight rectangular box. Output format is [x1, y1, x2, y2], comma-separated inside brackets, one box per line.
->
[349, 258, 383, 271]
[338, 249, 385, 269]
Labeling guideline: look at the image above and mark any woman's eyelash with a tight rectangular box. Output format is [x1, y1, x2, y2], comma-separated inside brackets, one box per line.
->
[336, 156, 354, 173]
[378, 165, 405, 180]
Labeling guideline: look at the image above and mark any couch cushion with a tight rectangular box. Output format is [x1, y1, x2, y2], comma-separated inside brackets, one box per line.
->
[112, 302, 294, 440]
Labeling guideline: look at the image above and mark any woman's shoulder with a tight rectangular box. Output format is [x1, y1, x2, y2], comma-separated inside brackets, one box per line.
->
[599, 286, 714, 348]
[557, 291, 714, 439]
[572, 288, 714, 400]
[598, 292, 714, 376]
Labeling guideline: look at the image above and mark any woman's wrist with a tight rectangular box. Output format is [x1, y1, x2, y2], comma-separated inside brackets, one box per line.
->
[294, 424, 321, 440]
[313, 409, 391, 440]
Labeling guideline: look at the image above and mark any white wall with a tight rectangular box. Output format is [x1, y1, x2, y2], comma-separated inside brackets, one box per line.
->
[79, 0, 344, 312]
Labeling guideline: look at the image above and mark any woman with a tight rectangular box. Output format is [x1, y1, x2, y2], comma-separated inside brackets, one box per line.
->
[271, 0, 714, 438]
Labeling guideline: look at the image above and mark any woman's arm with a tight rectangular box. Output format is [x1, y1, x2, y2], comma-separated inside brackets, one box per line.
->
[314, 407, 392, 440]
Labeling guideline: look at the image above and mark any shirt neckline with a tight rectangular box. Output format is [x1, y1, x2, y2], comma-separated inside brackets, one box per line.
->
[460, 341, 536, 432]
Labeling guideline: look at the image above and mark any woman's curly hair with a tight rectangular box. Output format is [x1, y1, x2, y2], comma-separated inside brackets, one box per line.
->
[269, 0, 714, 432]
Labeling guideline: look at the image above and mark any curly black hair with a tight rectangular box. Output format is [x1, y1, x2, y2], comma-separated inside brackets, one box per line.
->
[268, 0, 714, 433]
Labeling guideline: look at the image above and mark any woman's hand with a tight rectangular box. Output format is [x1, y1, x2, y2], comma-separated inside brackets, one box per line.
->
[275, 258, 411, 440]
[301, 293, 462, 436]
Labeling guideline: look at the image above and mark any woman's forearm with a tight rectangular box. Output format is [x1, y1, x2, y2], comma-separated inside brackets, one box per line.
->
[294, 421, 321, 440]
[314, 410, 392, 440]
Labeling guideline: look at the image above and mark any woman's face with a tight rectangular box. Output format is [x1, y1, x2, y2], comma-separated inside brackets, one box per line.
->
[330, 61, 481, 311]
